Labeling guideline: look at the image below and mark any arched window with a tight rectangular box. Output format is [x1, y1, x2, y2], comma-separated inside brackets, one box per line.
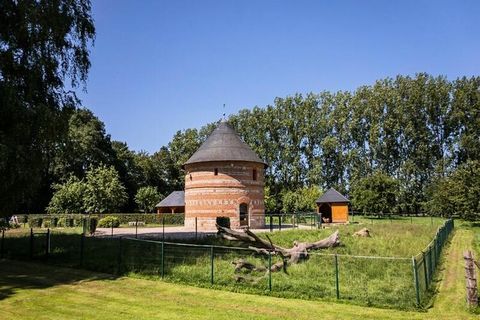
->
[214, 168, 218, 175]
[253, 169, 257, 181]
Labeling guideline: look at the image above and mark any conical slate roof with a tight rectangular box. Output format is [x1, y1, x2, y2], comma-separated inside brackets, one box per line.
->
[184, 121, 267, 167]
[316, 188, 349, 204]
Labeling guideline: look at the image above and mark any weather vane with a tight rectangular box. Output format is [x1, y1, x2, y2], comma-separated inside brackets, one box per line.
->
[222, 103, 226, 121]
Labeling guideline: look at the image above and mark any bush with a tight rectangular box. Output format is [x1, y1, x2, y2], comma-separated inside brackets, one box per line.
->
[98, 216, 120, 228]
[42, 220, 51, 228]
[0, 219, 8, 231]
[28, 218, 43, 228]
[57, 217, 67, 227]
[216, 217, 230, 228]
[56, 217, 83, 228]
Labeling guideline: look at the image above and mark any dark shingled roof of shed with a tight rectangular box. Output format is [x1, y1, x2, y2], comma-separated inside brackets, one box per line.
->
[155, 191, 185, 208]
[315, 188, 350, 204]
[183, 120, 267, 167]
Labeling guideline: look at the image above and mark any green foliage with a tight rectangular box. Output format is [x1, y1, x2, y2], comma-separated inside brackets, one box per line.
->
[135, 186, 162, 213]
[4, 64, 480, 218]
[42, 220, 52, 228]
[28, 218, 43, 228]
[56, 218, 68, 228]
[54, 109, 116, 180]
[424, 160, 480, 220]
[83, 165, 128, 213]
[281, 186, 322, 213]
[351, 171, 398, 215]
[264, 186, 279, 213]
[47, 176, 86, 214]
[97, 216, 120, 228]
[0, 0, 95, 216]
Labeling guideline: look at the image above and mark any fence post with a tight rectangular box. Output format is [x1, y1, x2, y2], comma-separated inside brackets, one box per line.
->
[334, 254, 340, 299]
[45, 228, 50, 259]
[80, 232, 85, 266]
[135, 218, 138, 239]
[30, 228, 34, 259]
[428, 246, 433, 283]
[279, 215, 282, 231]
[210, 246, 214, 285]
[0, 229, 4, 259]
[195, 217, 198, 240]
[464, 250, 478, 308]
[162, 216, 165, 242]
[412, 256, 421, 306]
[161, 241, 165, 278]
[116, 237, 122, 275]
[269, 214, 273, 232]
[268, 252, 272, 291]
[422, 251, 428, 288]
[111, 224, 114, 238]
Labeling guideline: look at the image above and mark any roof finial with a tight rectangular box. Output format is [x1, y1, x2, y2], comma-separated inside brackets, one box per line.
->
[222, 104, 226, 121]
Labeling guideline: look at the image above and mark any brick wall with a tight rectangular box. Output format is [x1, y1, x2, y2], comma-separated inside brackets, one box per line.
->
[184, 161, 265, 230]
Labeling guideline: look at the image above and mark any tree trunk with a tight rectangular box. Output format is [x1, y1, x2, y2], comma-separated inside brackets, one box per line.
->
[464, 250, 478, 308]
[216, 224, 341, 274]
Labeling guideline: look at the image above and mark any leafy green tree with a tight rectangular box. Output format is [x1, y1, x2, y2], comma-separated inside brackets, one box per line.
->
[84, 165, 127, 213]
[281, 186, 322, 213]
[351, 171, 398, 216]
[0, 0, 95, 216]
[47, 176, 86, 214]
[424, 160, 480, 220]
[54, 108, 115, 179]
[135, 186, 163, 213]
[264, 186, 279, 213]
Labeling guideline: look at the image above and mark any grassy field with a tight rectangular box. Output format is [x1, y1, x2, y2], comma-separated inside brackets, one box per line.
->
[3, 217, 448, 310]
[0, 223, 478, 319]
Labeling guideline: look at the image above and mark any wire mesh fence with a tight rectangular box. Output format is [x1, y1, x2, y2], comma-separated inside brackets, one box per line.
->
[264, 212, 320, 231]
[412, 218, 454, 305]
[0, 218, 454, 310]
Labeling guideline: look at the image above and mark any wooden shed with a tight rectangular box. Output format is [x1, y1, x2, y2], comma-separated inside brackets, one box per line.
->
[315, 188, 349, 223]
[156, 191, 185, 214]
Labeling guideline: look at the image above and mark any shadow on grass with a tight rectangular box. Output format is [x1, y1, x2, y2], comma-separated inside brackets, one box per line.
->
[0, 259, 116, 301]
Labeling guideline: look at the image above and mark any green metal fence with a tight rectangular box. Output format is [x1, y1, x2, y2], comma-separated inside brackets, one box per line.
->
[412, 218, 454, 305]
[0, 218, 454, 310]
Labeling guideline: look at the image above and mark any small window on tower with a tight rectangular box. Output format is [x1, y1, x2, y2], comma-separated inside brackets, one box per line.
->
[214, 168, 218, 175]
[190, 174, 192, 181]
[253, 169, 257, 181]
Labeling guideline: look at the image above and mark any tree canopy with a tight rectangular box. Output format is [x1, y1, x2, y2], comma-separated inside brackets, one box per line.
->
[135, 186, 162, 213]
[0, 0, 95, 215]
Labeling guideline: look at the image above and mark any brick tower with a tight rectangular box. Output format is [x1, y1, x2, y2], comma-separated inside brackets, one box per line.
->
[183, 120, 266, 230]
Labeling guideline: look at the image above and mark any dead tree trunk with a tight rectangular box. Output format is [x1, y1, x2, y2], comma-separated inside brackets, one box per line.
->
[464, 250, 478, 308]
[216, 224, 341, 277]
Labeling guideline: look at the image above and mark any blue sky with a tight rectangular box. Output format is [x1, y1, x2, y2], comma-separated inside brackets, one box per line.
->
[79, 0, 480, 153]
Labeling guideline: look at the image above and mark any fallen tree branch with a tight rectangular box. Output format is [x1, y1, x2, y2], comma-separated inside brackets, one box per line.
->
[216, 224, 341, 277]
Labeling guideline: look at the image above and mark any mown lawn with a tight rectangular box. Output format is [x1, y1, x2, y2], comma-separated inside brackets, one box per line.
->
[0, 260, 420, 320]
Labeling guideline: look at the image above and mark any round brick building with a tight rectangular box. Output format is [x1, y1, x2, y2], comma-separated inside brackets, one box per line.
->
[183, 121, 266, 230]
